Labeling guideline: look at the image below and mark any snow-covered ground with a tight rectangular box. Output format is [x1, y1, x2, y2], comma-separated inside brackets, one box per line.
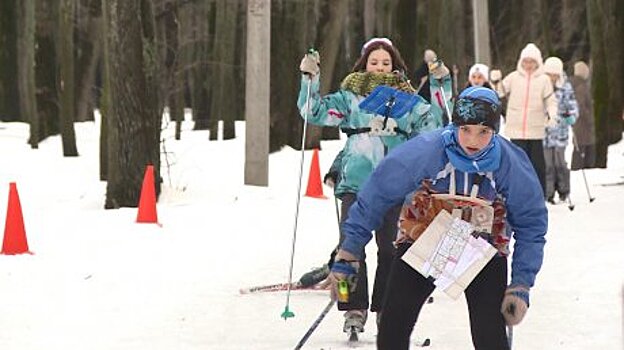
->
[0, 114, 622, 349]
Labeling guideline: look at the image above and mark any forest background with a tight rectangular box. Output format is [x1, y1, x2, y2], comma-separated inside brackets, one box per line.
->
[0, 0, 621, 208]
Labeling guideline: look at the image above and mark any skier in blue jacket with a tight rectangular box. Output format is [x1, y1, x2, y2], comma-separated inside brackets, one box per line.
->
[329, 87, 548, 349]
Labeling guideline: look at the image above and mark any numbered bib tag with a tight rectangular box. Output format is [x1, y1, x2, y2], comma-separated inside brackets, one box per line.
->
[471, 206, 494, 234]
[368, 116, 397, 136]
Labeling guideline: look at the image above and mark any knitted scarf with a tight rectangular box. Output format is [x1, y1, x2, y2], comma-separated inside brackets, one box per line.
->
[340, 72, 416, 96]
[442, 125, 501, 173]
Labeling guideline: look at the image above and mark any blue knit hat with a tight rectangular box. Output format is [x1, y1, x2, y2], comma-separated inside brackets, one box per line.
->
[452, 86, 502, 132]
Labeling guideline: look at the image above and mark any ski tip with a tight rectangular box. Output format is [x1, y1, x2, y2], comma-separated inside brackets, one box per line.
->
[348, 331, 359, 342]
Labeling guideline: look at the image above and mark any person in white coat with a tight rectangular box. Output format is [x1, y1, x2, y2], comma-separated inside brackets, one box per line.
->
[491, 43, 558, 198]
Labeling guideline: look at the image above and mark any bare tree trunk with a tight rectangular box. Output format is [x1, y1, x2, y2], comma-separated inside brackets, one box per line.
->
[363, 0, 375, 38]
[16, 0, 39, 148]
[209, 0, 239, 140]
[587, 0, 623, 167]
[190, 0, 213, 130]
[160, 1, 184, 139]
[74, 0, 103, 122]
[35, 0, 61, 143]
[104, 0, 161, 208]
[0, 1, 20, 122]
[58, 0, 79, 156]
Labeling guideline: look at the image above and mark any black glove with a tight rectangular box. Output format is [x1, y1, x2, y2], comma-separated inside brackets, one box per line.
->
[324, 170, 339, 188]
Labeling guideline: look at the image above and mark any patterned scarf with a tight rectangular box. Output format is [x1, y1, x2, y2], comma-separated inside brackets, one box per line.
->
[340, 72, 416, 96]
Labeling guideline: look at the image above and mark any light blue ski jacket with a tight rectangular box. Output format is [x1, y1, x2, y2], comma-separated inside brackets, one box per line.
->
[297, 73, 451, 197]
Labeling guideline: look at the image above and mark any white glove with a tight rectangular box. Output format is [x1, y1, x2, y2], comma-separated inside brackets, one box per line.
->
[546, 115, 559, 128]
[490, 69, 502, 83]
[299, 50, 320, 76]
[428, 60, 450, 79]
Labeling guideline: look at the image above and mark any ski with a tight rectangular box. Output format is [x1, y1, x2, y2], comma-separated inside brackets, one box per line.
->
[239, 281, 325, 294]
[348, 328, 359, 343]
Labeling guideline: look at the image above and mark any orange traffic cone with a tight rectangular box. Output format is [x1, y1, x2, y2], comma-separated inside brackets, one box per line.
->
[304, 148, 327, 199]
[136, 165, 158, 223]
[2, 182, 31, 255]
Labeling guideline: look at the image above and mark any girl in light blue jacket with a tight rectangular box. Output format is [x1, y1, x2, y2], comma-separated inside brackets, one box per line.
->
[298, 37, 451, 334]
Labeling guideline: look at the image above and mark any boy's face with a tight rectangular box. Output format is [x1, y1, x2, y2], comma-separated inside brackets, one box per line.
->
[457, 124, 494, 155]
[366, 49, 393, 74]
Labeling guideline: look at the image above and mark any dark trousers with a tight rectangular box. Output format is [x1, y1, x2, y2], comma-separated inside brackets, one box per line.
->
[377, 243, 510, 350]
[337, 193, 400, 312]
[511, 139, 546, 198]
[544, 146, 570, 199]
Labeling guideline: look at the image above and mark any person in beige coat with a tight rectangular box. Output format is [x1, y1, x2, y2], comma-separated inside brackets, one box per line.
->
[491, 43, 558, 198]
[569, 61, 596, 170]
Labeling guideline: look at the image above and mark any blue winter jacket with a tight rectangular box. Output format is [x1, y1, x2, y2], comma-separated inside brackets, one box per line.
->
[341, 127, 548, 288]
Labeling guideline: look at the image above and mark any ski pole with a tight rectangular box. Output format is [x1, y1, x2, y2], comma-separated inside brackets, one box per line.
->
[566, 194, 575, 211]
[293, 299, 335, 350]
[334, 196, 341, 234]
[282, 69, 314, 320]
[507, 325, 513, 349]
[439, 83, 452, 119]
[571, 133, 595, 203]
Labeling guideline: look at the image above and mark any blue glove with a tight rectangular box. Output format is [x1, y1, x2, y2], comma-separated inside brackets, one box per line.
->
[563, 113, 576, 125]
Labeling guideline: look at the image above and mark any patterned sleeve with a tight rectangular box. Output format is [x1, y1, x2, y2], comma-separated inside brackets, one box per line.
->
[405, 73, 452, 137]
[561, 80, 579, 125]
[428, 73, 454, 125]
[297, 74, 351, 127]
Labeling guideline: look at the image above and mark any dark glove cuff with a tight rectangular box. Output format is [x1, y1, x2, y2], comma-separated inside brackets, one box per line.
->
[331, 259, 358, 275]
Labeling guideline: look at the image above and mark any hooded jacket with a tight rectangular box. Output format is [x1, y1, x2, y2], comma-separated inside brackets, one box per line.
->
[543, 74, 578, 148]
[340, 126, 547, 289]
[500, 43, 558, 140]
[569, 64, 596, 146]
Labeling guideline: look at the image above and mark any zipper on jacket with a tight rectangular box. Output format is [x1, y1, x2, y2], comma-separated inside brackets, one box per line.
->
[521, 73, 532, 138]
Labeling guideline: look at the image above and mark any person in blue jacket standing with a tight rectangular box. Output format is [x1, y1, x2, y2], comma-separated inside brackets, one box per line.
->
[297, 37, 451, 335]
[329, 87, 547, 349]
[542, 57, 578, 204]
